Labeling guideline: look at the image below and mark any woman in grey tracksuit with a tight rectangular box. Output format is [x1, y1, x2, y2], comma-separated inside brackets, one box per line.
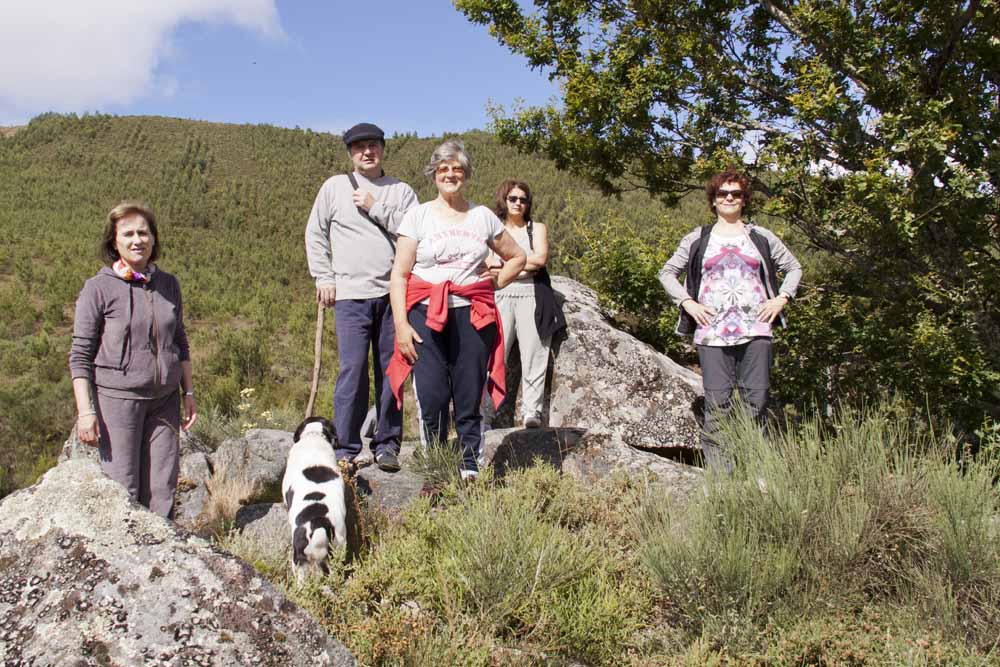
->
[69, 202, 196, 517]
[658, 169, 801, 471]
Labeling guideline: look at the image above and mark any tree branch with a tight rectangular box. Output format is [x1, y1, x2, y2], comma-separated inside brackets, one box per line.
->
[757, 0, 871, 95]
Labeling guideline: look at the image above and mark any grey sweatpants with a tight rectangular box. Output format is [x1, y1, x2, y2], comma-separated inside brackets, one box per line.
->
[697, 338, 772, 472]
[495, 291, 551, 421]
[96, 390, 180, 518]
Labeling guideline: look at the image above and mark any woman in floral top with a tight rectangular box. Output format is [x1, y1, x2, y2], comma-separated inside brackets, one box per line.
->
[658, 169, 802, 471]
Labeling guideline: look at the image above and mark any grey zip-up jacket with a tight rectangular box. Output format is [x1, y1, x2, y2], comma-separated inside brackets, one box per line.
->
[658, 223, 802, 336]
[69, 266, 190, 399]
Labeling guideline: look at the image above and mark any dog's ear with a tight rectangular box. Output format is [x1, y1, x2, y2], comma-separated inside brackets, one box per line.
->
[292, 525, 309, 565]
[320, 418, 337, 447]
[293, 419, 308, 443]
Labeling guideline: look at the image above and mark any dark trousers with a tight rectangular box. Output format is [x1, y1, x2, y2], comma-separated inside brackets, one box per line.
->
[97, 390, 180, 518]
[409, 304, 495, 472]
[697, 338, 773, 472]
[333, 295, 400, 460]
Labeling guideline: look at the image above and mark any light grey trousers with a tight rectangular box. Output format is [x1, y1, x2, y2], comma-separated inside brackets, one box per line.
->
[96, 390, 180, 518]
[496, 291, 551, 421]
[697, 338, 773, 472]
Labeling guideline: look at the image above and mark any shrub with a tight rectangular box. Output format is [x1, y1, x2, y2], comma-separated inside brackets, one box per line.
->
[635, 400, 1000, 653]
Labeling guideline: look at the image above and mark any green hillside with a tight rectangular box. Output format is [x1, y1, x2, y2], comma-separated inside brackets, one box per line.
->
[0, 112, 696, 496]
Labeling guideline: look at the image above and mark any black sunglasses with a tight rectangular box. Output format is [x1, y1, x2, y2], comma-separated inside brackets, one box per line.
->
[506, 195, 529, 204]
[715, 189, 744, 200]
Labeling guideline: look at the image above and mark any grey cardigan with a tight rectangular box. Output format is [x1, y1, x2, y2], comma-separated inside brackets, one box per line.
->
[658, 224, 802, 335]
[69, 266, 190, 399]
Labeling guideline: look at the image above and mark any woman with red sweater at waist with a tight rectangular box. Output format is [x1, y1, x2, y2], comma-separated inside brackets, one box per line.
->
[388, 139, 525, 480]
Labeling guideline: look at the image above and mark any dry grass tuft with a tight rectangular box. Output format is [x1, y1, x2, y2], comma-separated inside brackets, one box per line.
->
[196, 461, 261, 538]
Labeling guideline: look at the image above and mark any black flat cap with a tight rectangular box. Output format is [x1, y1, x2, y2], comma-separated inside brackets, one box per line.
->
[342, 122, 385, 146]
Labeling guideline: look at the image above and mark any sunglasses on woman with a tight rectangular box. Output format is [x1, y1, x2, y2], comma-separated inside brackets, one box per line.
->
[715, 189, 744, 200]
[506, 195, 529, 204]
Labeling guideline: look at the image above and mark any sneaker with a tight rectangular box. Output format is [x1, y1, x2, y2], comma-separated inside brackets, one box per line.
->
[460, 469, 479, 482]
[375, 451, 401, 472]
[524, 415, 542, 429]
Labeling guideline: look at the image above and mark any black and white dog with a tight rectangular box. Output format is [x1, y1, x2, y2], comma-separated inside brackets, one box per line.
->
[283, 417, 347, 583]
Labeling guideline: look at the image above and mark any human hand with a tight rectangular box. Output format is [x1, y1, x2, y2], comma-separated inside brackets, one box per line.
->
[78, 414, 99, 447]
[352, 189, 375, 211]
[682, 299, 716, 327]
[757, 295, 789, 323]
[396, 324, 424, 364]
[182, 395, 198, 431]
[316, 284, 336, 308]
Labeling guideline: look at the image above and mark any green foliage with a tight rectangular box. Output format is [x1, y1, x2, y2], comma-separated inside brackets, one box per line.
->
[635, 400, 1000, 653]
[279, 464, 653, 666]
[457, 0, 1000, 428]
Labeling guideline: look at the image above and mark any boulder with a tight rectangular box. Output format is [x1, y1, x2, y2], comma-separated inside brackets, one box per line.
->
[482, 427, 701, 498]
[174, 451, 213, 528]
[353, 442, 426, 514]
[210, 428, 291, 494]
[0, 458, 355, 666]
[494, 277, 702, 451]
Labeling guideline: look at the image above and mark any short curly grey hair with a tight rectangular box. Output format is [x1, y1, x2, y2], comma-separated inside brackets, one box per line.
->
[423, 139, 473, 182]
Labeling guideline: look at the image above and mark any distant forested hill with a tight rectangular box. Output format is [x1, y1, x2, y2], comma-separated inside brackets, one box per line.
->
[0, 113, 700, 496]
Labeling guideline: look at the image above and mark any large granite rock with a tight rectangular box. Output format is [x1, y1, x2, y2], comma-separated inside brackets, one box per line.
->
[211, 428, 291, 493]
[175, 451, 212, 526]
[482, 427, 701, 498]
[0, 459, 355, 666]
[494, 277, 702, 451]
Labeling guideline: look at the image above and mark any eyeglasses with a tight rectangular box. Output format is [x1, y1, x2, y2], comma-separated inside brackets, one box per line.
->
[506, 196, 529, 204]
[435, 165, 465, 175]
[715, 189, 744, 200]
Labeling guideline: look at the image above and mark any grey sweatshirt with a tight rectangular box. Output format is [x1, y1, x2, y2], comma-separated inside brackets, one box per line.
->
[69, 266, 190, 399]
[304, 171, 419, 299]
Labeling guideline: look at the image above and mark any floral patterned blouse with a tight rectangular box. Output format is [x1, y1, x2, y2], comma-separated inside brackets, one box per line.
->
[693, 232, 772, 347]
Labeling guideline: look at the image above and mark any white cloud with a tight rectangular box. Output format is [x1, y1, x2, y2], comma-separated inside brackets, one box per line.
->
[0, 1, 282, 120]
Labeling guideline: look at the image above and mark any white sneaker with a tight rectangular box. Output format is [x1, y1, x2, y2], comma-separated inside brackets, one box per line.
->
[460, 469, 479, 481]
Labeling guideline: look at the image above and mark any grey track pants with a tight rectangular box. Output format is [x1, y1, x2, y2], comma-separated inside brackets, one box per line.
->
[495, 291, 551, 421]
[697, 338, 773, 472]
[96, 390, 180, 518]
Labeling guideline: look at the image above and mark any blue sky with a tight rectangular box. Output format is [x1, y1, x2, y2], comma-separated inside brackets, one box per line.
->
[0, 1, 559, 136]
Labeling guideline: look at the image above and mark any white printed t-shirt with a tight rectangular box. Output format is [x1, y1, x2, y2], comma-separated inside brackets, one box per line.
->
[397, 202, 505, 307]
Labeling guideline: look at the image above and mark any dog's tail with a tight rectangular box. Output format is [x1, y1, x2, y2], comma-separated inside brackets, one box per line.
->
[304, 521, 331, 563]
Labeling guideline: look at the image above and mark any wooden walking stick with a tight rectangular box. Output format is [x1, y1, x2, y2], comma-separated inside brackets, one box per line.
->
[305, 302, 325, 419]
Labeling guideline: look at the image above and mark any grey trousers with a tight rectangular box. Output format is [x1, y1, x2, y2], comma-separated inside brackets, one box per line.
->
[96, 390, 180, 518]
[495, 291, 551, 420]
[697, 338, 773, 472]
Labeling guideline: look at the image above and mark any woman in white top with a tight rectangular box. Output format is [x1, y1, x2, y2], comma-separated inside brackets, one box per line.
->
[389, 140, 525, 479]
[484, 179, 551, 428]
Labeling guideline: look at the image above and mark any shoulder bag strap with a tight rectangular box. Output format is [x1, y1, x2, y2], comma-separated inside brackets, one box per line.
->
[346, 171, 396, 252]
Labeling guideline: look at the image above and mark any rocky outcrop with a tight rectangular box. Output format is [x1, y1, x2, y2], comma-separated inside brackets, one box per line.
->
[211, 428, 291, 491]
[482, 427, 701, 498]
[0, 459, 356, 666]
[495, 276, 703, 451]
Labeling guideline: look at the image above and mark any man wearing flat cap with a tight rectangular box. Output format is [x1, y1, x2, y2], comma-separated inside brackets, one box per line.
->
[305, 122, 418, 471]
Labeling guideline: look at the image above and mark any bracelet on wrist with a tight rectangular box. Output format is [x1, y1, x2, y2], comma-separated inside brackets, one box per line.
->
[183, 390, 195, 397]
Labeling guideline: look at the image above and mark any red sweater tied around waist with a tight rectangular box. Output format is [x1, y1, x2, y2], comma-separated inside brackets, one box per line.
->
[387, 275, 506, 410]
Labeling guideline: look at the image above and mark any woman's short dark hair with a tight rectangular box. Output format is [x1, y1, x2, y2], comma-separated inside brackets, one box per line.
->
[100, 201, 160, 265]
[493, 179, 533, 222]
[705, 168, 752, 214]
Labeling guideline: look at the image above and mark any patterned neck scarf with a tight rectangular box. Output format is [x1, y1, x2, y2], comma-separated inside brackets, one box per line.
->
[113, 259, 155, 283]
